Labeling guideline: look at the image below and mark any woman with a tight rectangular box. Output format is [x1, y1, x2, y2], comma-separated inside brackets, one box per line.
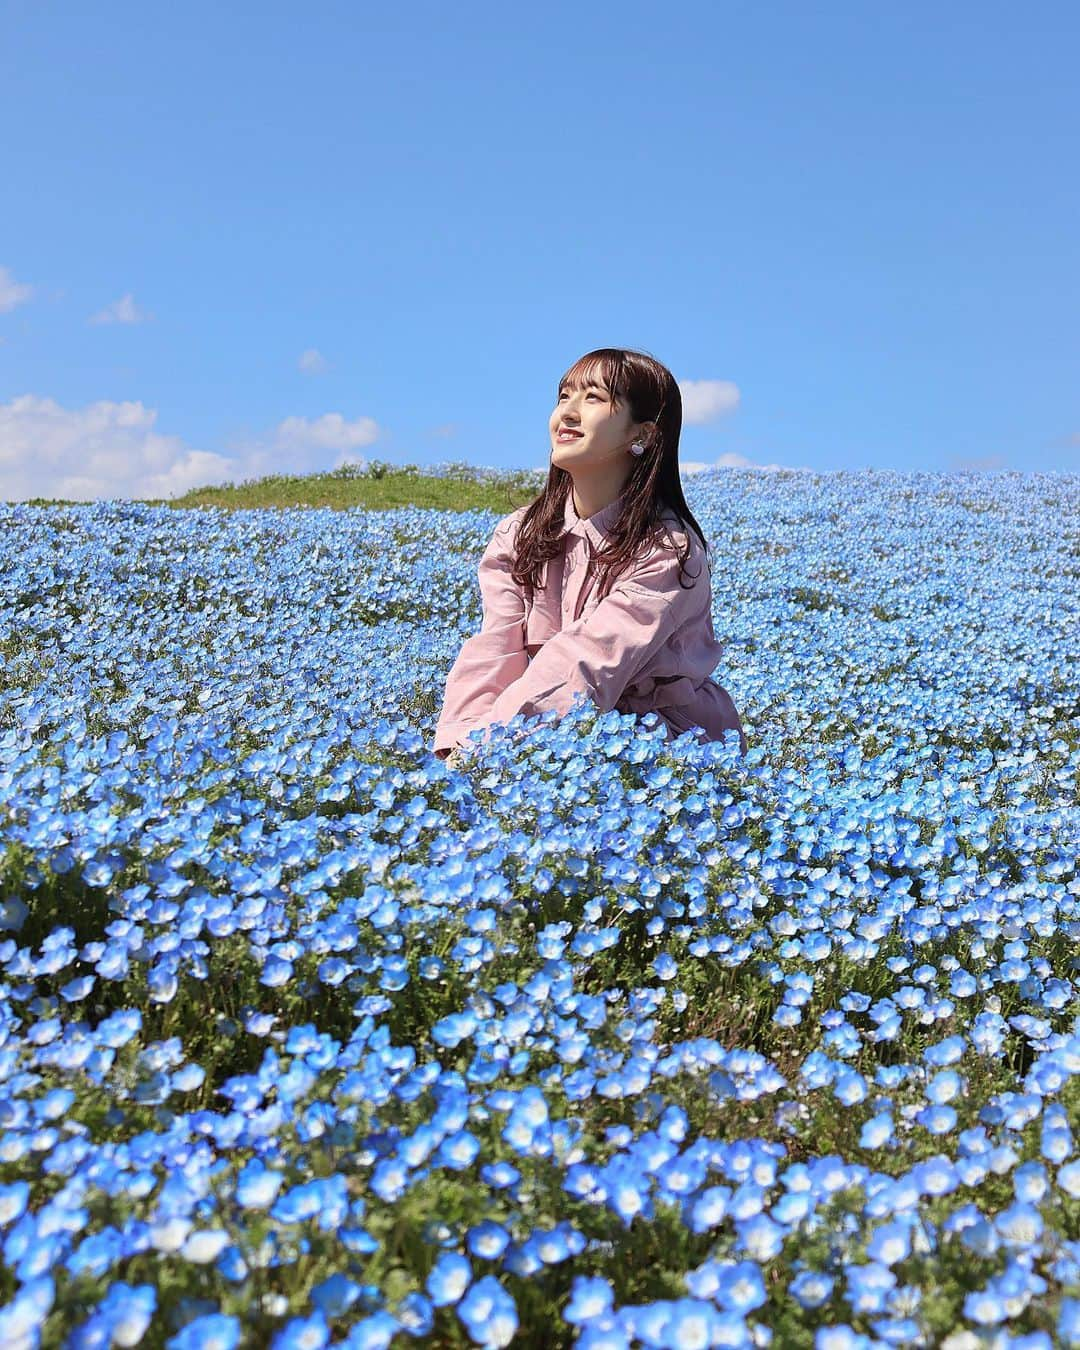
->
[433, 346, 747, 764]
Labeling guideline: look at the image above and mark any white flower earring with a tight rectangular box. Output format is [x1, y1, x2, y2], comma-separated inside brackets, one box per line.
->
[629, 441, 646, 456]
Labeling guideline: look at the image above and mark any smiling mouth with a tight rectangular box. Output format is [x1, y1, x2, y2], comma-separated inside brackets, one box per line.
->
[556, 430, 584, 441]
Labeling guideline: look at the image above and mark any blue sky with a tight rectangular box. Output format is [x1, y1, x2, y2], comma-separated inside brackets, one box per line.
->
[2, 0, 1077, 500]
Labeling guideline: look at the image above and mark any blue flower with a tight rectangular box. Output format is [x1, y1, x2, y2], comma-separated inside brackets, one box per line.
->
[309, 1273, 361, 1319]
[96, 1009, 142, 1047]
[166, 1313, 242, 1350]
[994, 1201, 1043, 1247]
[653, 952, 678, 981]
[0, 1181, 30, 1227]
[714, 1260, 766, 1314]
[180, 1230, 229, 1264]
[1013, 1161, 1048, 1204]
[1059, 1298, 1080, 1347]
[466, 1221, 510, 1260]
[341, 1312, 400, 1349]
[735, 1213, 785, 1261]
[271, 1312, 330, 1350]
[564, 1275, 614, 1324]
[456, 1275, 518, 1347]
[317, 957, 351, 986]
[789, 1269, 834, 1310]
[866, 1221, 911, 1267]
[772, 1190, 812, 1225]
[960, 1219, 1000, 1259]
[860, 1112, 895, 1149]
[688, 1185, 731, 1232]
[1008, 1334, 1053, 1350]
[815, 1327, 874, 1349]
[260, 954, 294, 988]
[833, 1070, 868, 1105]
[969, 1012, 1007, 1056]
[926, 1069, 962, 1103]
[271, 1180, 323, 1225]
[963, 1288, 1006, 1326]
[574, 1320, 630, 1349]
[845, 1260, 896, 1314]
[147, 963, 179, 1003]
[170, 1063, 205, 1093]
[60, 974, 96, 1003]
[432, 1011, 478, 1048]
[234, 1161, 284, 1209]
[665, 1299, 725, 1345]
[95, 1283, 157, 1346]
[915, 1104, 956, 1136]
[426, 1251, 472, 1307]
[437, 1130, 481, 1171]
[915, 1156, 958, 1196]
[1058, 1161, 1080, 1199]
[605, 1164, 651, 1227]
[393, 1292, 433, 1338]
[923, 1035, 965, 1068]
[0, 1276, 54, 1346]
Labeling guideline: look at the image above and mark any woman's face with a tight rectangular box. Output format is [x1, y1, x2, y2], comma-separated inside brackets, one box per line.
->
[549, 374, 641, 470]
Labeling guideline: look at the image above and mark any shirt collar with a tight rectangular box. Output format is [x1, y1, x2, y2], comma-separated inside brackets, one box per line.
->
[560, 486, 631, 544]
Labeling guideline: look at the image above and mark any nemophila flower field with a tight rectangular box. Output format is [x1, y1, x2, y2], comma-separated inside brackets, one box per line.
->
[1, 467, 1078, 1350]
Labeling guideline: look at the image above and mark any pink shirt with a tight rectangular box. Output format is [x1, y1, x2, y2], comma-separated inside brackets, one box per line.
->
[433, 487, 747, 757]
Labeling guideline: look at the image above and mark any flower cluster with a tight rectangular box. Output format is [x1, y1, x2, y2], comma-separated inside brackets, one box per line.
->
[0, 468, 1077, 1347]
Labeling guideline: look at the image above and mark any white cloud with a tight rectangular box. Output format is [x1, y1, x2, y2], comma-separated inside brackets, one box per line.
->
[679, 379, 741, 425]
[0, 395, 236, 502]
[88, 293, 150, 325]
[0, 265, 34, 313]
[274, 413, 379, 452]
[218, 412, 383, 484]
[298, 348, 328, 374]
[682, 452, 811, 474]
[0, 394, 388, 501]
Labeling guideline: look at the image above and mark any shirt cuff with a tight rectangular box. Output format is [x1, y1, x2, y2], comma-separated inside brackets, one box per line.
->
[432, 721, 481, 755]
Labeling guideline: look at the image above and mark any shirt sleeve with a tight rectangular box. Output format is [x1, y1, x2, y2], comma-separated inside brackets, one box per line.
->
[433, 514, 530, 755]
[475, 547, 703, 741]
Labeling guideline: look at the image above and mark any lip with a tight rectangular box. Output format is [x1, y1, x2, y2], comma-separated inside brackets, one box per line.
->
[556, 428, 584, 440]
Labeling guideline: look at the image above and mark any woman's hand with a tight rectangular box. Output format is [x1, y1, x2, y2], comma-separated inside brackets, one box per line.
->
[446, 747, 466, 770]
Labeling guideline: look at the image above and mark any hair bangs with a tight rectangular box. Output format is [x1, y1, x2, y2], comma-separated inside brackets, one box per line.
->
[558, 351, 625, 405]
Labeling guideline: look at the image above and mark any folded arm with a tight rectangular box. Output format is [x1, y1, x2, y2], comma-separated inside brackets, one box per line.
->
[472, 550, 701, 744]
[433, 515, 529, 755]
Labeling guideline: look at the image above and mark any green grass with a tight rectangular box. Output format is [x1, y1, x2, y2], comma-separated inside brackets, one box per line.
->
[11, 461, 547, 514]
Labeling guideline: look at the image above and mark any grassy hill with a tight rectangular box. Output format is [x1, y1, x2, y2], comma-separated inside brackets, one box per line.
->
[14, 460, 548, 514]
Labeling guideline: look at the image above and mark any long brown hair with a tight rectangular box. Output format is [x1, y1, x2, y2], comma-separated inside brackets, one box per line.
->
[509, 348, 709, 604]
